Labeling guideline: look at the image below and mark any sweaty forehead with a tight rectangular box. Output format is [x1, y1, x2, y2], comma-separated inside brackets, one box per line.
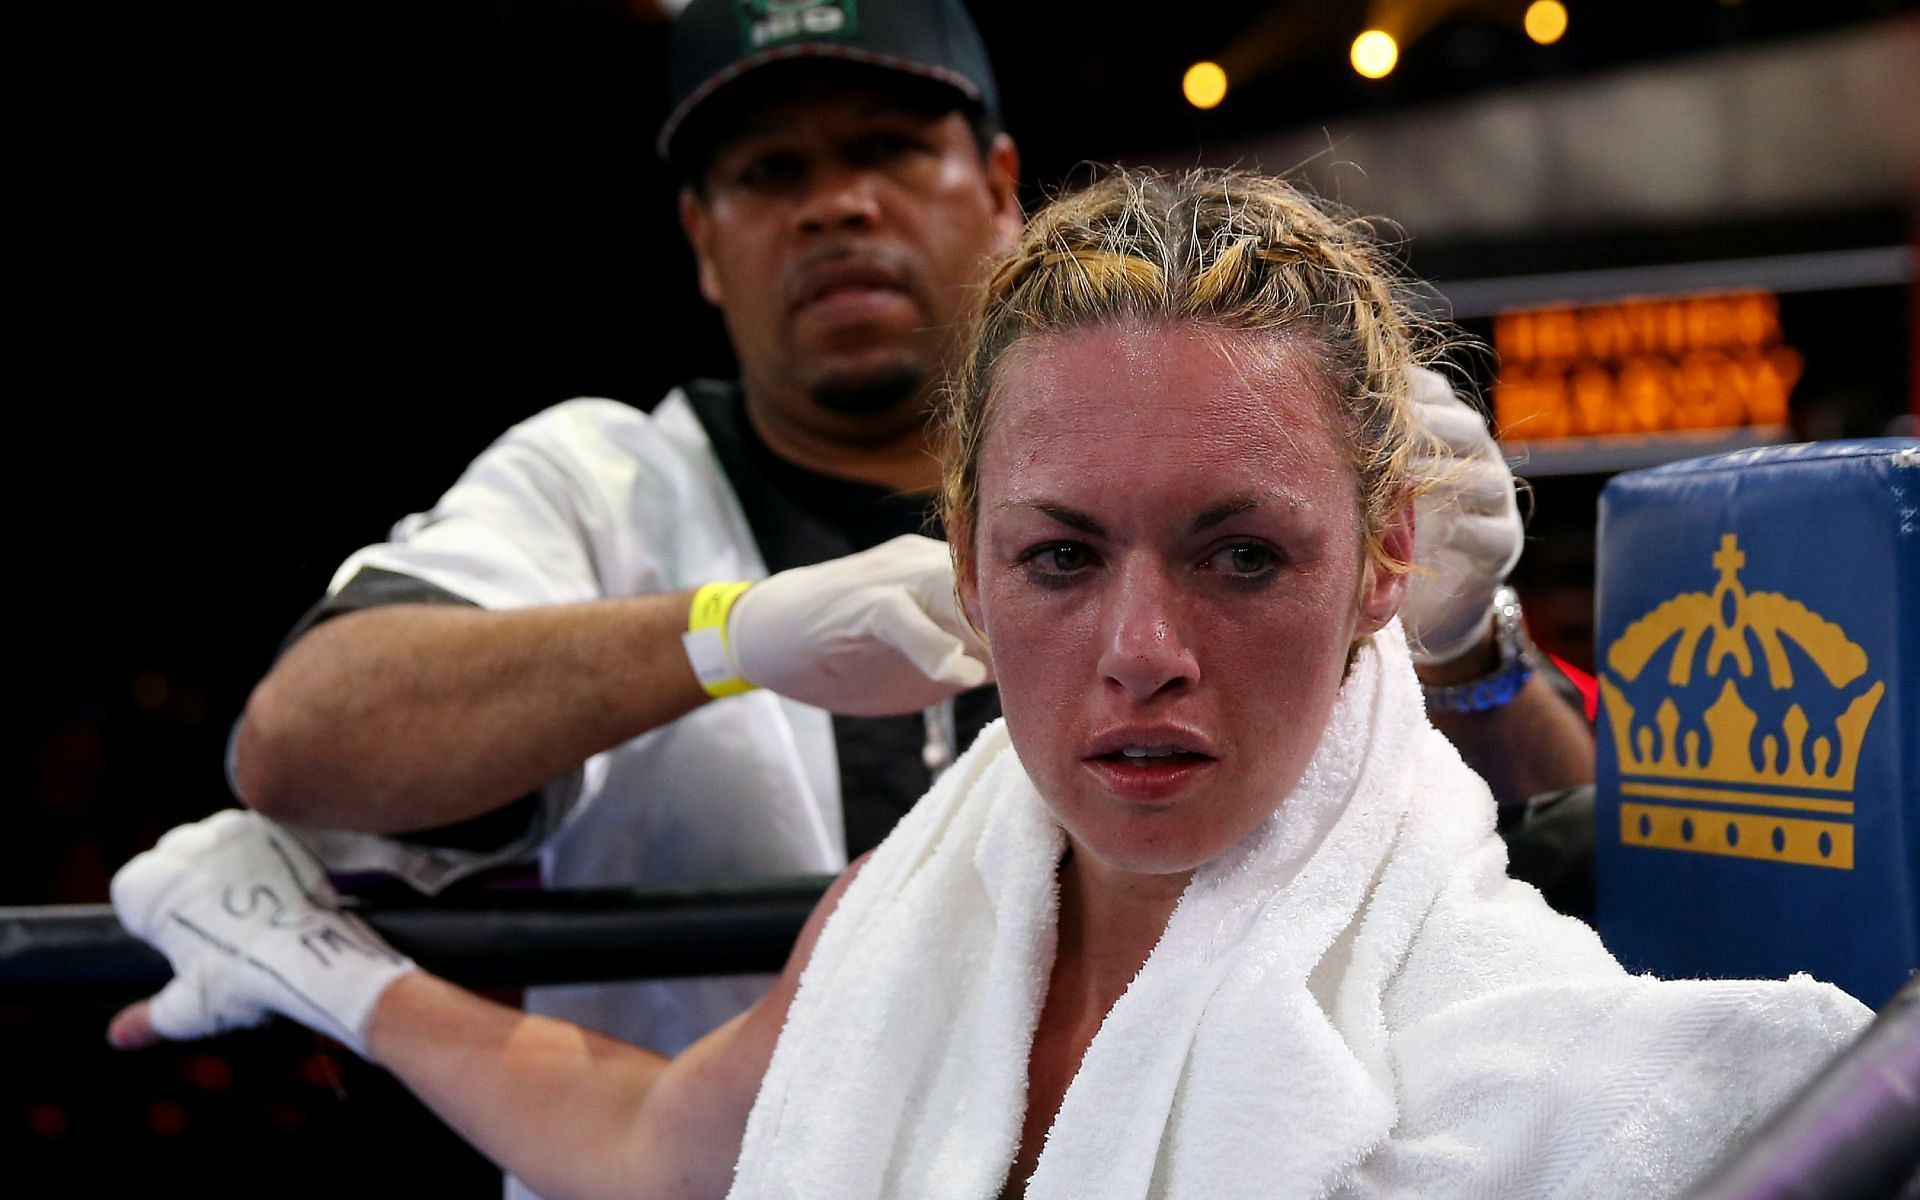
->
[985, 322, 1343, 468]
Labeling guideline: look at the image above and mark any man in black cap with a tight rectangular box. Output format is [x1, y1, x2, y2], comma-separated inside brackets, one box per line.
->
[234, 0, 1023, 1144]
[230, 6, 1591, 1192]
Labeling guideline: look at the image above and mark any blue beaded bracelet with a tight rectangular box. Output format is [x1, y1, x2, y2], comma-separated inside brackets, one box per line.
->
[1421, 586, 1537, 715]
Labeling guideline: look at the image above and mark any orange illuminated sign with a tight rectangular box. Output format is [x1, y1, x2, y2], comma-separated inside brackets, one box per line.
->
[1494, 291, 1803, 441]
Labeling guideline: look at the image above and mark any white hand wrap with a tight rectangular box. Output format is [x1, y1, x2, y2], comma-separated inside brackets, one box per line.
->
[111, 810, 417, 1057]
[1402, 365, 1525, 666]
[727, 533, 991, 715]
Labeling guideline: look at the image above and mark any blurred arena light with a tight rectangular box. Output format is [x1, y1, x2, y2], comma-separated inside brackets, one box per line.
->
[1525, 1, 1570, 45]
[1183, 61, 1229, 109]
[1351, 29, 1400, 78]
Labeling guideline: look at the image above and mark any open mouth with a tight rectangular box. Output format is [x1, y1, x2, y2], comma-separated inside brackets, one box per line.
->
[1082, 739, 1219, 802]
[1092, 746, 1215, 766]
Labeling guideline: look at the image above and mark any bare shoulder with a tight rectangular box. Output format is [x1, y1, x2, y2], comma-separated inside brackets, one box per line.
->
[627, 855, 873, 1196]
[738, 851, 874, 1048]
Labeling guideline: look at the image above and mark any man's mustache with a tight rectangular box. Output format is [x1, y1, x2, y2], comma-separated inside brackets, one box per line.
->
[785, 247, 923, 311]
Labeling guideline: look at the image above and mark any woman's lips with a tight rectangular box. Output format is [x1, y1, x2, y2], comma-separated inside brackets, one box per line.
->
[1081, 751, 1217, 803]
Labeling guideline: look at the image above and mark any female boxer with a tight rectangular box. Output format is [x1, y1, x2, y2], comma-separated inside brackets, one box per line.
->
[110, 169, 1867, 1200]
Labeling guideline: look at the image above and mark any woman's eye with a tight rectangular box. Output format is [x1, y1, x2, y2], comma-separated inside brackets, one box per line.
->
[1206, 543, 1279, 576]
[1025, 542, 1094, 576]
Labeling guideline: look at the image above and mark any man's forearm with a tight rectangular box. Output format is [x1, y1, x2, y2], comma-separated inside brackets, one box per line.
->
[1423, 668, 1595, 809]
[1417, 623, 1595, 809]
[232, 592, 708, 832]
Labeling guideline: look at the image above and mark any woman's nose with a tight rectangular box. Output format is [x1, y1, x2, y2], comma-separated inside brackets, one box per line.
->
[1097, 570, 1200, 702]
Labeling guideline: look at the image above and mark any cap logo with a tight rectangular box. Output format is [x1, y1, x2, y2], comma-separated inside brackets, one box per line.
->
[738, 0, 859, 51]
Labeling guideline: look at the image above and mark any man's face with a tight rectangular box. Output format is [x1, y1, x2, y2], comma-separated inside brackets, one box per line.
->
[681, 76, 1021, 440]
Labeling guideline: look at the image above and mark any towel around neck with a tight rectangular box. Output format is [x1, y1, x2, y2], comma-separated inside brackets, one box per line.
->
[729, 620, 1870, 1200]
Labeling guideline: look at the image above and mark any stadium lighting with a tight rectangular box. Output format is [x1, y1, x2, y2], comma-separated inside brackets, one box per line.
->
[1350, 30, 1398, 79]
[1524, 1, 1569, 45]
[1183, 61, 1229, 109]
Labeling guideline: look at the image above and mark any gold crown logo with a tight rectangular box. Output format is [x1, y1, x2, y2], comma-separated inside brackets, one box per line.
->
[1601, 534, 1884, 870]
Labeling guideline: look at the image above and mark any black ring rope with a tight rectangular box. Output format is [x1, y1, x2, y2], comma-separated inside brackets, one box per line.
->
[3, 884, 1913, 1198]
[0, 877, 831, 1002]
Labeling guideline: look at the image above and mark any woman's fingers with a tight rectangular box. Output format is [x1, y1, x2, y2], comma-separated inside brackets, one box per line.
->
[106, 998, 160, 1050]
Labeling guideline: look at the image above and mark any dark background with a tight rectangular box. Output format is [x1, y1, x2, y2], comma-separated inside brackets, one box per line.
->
[9, 0, 1914, 1194]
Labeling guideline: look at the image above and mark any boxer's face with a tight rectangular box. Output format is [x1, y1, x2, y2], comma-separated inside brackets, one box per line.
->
[961, 321, 1410, 883]
[682, 75, 1021, 444]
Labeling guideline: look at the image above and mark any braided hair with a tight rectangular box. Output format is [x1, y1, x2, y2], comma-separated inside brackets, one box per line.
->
[938, 167, 1451, 580]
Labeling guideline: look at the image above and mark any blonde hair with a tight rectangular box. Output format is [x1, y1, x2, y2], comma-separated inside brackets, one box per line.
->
[938, 167, 1450, 576]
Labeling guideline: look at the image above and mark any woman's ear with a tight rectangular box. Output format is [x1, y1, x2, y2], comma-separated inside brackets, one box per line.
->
[953, 528, 988, 645]
[1356, 502, 1415, 636]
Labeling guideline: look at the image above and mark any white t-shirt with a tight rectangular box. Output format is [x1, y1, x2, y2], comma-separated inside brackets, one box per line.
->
[290, 392, 849, 1057]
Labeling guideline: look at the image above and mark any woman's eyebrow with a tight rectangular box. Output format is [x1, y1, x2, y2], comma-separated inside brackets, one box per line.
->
[996, 500, 1106, 537]
[1039, 503, 1105, 535]
[1191, 491, 1304, 533]
[999, 494, 1299, 537]
[1191, 496, 1261, 533]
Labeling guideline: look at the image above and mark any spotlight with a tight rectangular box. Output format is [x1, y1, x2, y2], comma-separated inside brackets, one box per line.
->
[1524, 1, 1568, 45]
[1350, 30, 1398, 79]
[1183, 61, 1228, 110]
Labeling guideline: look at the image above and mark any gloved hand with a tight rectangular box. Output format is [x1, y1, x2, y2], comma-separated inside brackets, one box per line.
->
[728, 534, 991, 716]
[1401, 365, 1524, 666]
[108, 810, 416, 1056]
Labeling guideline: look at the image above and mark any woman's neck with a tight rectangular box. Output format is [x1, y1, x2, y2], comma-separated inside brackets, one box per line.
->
[1052, 850, 1190, 1009]
[1007, 850, 1193, 1195]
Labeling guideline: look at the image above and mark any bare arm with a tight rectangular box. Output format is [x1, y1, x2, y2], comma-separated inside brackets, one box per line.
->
[360, 968, 770, 1200]
[356, 862, 858, 1200]
[236, 532, 987, 836]
[1417, 639, 1594, 809]
[363, 974, 689, 1200]
[233, 593, 709, 833]
[110, 813, 867, 1200]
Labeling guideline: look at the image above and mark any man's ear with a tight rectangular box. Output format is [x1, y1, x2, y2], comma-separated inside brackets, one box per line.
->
[984, 134, 1023, 254]
[1356, 501, 1415, 637]
[679, 187, 725, 307]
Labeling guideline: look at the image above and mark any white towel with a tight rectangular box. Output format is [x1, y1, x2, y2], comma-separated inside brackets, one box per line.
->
[730, 622, 1870, 1200]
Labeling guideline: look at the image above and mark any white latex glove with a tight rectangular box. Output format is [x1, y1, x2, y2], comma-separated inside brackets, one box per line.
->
[109, 810, 416, 1057]
[1402, 365, 1524, 666]
[728, 533, 991, 716]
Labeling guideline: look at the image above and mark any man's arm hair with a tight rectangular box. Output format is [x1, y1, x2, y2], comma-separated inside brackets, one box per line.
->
[233, 592, 709, 833]
[1420, 659, 1595, 810]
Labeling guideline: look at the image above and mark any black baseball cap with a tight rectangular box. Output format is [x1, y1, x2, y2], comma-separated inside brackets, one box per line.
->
[658, 0, 1000, 165]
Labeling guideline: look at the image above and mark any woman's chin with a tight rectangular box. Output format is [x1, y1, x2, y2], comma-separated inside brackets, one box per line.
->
[1040, 763, 1279, 880]
[1056, 810, 1249, 881]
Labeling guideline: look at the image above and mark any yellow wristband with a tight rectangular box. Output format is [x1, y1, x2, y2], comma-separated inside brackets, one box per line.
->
[683, 581, 758, 699]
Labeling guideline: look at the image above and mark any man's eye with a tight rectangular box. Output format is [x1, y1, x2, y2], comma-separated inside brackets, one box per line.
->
[739, 153, 806, 188]
[850, 133, 915, 165]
